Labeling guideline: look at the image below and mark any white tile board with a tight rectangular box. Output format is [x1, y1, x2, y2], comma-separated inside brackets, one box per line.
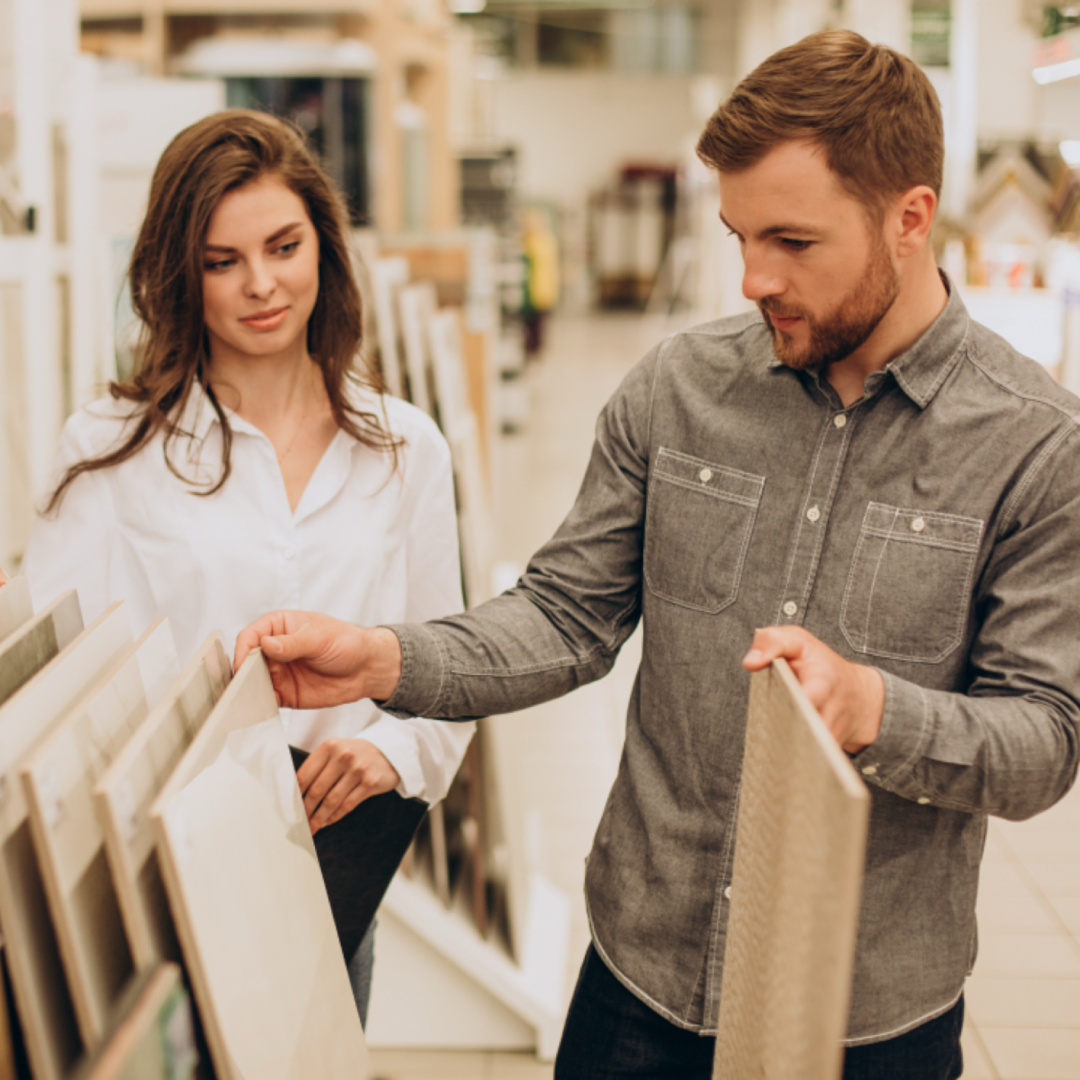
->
[0, 602, 132, 1080]
[713, 659, 869, 1080]
[151, 652, 372, 1080]
[95, 634, 231, 972]
[22, 619, 178, 1045]
[372, 256, 409, 398]
[0, 575, 33, 645]
[397, 280, 437, 416]
[0, 589, 83, 707]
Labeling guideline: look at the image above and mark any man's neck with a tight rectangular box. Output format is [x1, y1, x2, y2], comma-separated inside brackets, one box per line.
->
[826, 252, 949, 408]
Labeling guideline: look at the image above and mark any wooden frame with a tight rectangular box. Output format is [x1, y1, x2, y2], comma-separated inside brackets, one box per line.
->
[94, 634, 231, 972]
[371, 256, 410, 399]
[396, 280, 438, 416]
[21, 619, 178, 1045]
[151, 652, 371, 1079]
[0, 603, 132, 1080]
[713, 659, 869, 1080]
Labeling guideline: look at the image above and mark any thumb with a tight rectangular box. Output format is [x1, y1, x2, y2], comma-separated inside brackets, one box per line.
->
[743, 625, 809, 670]
[260, 623, 314, 663]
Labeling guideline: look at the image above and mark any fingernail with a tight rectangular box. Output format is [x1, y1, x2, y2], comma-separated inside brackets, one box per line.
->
[744, 649, 763, 663]
[264, 637, 282, 655]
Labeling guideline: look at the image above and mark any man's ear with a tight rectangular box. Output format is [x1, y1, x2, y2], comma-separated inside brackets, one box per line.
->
[893, 185, 937, 257]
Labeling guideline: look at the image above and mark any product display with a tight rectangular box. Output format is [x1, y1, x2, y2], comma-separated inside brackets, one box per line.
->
[714, 659, 869, 1080]
[151, 652, 372, 1080]
[0, 591, 83, 707]
[21, 619, 177, 1043]
[95, 634, 231, 972]
[0, 576, 33, 645]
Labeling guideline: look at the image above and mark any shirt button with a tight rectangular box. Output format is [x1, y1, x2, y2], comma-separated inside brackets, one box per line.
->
[699, 468, 713, 483]
[806, 505, 821, 522]
[283, 547, 296, 560]
[861, 765, 877, 776]
[917, 797, 931, 805]
[833, 414, 847, 429]
[782, 600, 798, 617]
[911, 518, 926, 533]
[724, 886, 732, 900]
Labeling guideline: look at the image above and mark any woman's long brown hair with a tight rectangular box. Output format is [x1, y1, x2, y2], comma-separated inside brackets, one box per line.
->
[46, 109, 397, 511]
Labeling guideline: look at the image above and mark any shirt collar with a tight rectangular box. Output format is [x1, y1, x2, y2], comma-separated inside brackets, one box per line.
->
[765, 270, 970, 410]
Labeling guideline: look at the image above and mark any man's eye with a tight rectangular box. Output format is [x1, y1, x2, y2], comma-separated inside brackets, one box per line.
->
[725, 229, 744, 243]
[781, 238, 812, 251]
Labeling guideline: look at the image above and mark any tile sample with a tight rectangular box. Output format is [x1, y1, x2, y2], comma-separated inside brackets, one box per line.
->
[0, 575, 33, 645]
[152, 652, 372, 1080]
[22, 619, 178, 1045]
[713, 659, 869, 1080]
[95, 634, 231, 971]
[0, 602, 132, 1080]
[0, 590, 82, 707]
[71, 962, 198, 1080]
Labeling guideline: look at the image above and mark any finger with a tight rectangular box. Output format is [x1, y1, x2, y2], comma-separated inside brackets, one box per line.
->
[302, 754, 346, 821]
[742, 625, 811, 669]
[0, 568, 8, 587]
[234, 612, 289, 671]
[309, 771, 366, 833]
[296, 741, 333, 796]
[319, 782, 373, 830]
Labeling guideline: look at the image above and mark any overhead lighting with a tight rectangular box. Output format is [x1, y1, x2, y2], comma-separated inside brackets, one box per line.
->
[1062, 140, 1080, 166]
[449, 0, 486, 12]
[1033, 57, 1080, 83]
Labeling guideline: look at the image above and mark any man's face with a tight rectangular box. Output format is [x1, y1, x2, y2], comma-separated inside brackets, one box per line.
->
[717, 140, 901, 373]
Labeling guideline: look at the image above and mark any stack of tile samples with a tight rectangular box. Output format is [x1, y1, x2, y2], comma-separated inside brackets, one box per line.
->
[0, 578, 372, 1080]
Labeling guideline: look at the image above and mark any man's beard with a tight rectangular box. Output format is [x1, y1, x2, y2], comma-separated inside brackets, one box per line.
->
[759, 237, 901, 373]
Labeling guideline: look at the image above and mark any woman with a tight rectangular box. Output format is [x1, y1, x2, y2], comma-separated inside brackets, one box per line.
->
[22, 110, 473, 1024]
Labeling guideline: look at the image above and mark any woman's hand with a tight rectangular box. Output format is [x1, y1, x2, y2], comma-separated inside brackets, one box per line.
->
[296, 738, 402, 834]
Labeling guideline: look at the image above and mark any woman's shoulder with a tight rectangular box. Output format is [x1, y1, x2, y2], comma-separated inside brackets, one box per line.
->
[62, 396, 146, 457]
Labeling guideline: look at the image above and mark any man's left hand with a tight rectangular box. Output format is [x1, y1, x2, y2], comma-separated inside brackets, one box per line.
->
[743, 626, 884, 754]
[296, 738, 402, 834]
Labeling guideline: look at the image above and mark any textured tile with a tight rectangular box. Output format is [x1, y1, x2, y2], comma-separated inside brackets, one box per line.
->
[1009, 832, 1080, 865]
[489, 1051, 556, 1079]
[978, 1027, 1080, 1079]
[966, 977, 1080, 1028]
[1024, 863, 1080, 898]
[973, 934, 1080, 979]
[979, 862, 1039, 898]
[1047, 896, 1080, 938]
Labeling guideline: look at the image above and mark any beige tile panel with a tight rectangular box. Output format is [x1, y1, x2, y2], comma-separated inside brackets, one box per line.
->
[973, 934, 1080, 979]
[1007, 832, 1080, 865]
[960, 1024, 998, 1080]
[966, 976, 1080, 1028]
[978, 1027, 1080, 1079]
[489, 1051, 556, 1079]
[1047, 896, 1080, 938]
[367, 1049, 487, 1079]
[976, 891, 1061, 935]
[1024, 863, 1080, 898]
[978, 862, 1039, 899]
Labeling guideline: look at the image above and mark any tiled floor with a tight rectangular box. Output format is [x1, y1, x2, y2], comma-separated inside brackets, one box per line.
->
[370, 312, 1080, 1079]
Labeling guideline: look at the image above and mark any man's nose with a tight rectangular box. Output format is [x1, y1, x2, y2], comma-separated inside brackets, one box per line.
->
[741, 249, 784, 303]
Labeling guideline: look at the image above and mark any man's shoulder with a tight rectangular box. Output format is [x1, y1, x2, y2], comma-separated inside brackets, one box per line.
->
[961, 318, 1080, 421]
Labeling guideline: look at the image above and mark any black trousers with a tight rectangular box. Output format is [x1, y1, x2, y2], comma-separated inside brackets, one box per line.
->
[554, 946, 964, 1080]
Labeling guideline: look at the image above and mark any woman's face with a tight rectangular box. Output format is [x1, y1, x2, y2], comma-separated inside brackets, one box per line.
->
[202, 174, 321, 364]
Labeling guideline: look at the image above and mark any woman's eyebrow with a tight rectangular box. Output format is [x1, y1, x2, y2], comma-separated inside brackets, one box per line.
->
[205, 222, 304, 253]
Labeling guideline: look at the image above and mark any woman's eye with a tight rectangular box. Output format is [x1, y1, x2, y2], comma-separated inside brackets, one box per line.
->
[204, 259, 234, 271]
[275, 241, 300, 256]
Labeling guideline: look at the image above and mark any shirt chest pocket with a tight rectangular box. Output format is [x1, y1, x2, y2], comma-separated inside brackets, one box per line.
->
[840, 502, 984, 664]
[644, 448, 765, 614]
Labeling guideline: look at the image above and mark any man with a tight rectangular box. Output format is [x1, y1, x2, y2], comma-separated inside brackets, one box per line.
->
[236, 31, 1080, 1080]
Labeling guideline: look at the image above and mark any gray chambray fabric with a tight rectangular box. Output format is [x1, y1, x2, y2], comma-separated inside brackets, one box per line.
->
[382, 281, 1080, 1044]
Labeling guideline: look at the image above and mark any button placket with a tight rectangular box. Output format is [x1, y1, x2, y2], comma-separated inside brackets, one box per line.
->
[774, 409, 857, 625]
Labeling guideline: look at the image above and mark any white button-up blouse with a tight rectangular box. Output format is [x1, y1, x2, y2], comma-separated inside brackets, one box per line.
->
[23, 381, 474, 804]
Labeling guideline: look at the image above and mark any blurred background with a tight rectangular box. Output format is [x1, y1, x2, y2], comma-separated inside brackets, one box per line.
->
[3, 2, 1080, 1078]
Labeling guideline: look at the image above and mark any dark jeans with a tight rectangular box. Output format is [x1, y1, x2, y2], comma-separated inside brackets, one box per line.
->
[554, 946, 964, 1080]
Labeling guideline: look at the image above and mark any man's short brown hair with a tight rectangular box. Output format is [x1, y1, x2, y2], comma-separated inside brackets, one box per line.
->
[696, 30, 943, 218]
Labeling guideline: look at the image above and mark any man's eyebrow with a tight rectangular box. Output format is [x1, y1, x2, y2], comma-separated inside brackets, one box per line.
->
[205, 222, 304, 252]
[718, 211, 820, 239]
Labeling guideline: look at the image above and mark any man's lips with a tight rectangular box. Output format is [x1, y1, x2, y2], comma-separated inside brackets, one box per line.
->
[766, 311, 802, 332]
[240, 307, 289, 331]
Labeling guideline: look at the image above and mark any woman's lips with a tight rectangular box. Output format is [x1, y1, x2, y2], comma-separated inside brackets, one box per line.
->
[240, 307, 289, 332]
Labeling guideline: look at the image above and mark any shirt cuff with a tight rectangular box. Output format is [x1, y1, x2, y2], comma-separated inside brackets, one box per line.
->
[849, 668, 933, 798]
[377, 623, 447, 718]
[358, 717, 426, 801]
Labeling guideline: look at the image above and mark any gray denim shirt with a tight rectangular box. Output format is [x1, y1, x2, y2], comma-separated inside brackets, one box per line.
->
[383, 283, 1080, 1044]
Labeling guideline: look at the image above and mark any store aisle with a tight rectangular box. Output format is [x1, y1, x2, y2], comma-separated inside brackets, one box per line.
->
[368, 311, 1080, 1080]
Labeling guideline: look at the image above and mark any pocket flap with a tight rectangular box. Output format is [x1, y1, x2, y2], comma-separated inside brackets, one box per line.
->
[654, 448, 764, 506]
[861, 503, 983, 552]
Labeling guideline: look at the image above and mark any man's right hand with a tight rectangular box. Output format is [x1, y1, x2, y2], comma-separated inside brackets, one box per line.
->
[233, 611, 403, 710]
